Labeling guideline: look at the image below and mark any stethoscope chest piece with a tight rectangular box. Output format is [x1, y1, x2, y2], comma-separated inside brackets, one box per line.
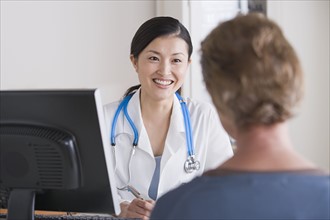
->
[184, 155, 200, 173]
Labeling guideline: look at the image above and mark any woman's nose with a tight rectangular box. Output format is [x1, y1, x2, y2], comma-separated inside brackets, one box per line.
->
[158, 61, 171, 76]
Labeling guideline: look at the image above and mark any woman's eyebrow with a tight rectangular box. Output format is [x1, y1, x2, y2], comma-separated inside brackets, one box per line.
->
[146, 50, 160, 55]
[146, 50, 186, 56]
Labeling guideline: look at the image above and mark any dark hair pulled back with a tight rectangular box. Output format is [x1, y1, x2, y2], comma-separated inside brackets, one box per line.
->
[124, 16, 193, 97]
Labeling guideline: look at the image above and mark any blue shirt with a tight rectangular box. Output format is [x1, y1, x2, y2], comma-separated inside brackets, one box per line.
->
[151, 170, 330, 219]
[148, 156, 161, 200]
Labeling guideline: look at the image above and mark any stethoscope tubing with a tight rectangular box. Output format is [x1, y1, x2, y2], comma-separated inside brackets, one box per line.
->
[111, 94, 138, 146]
[123, 97, 138, 146]
[110, 91, 200, 185]
[176, 93, 195, 157]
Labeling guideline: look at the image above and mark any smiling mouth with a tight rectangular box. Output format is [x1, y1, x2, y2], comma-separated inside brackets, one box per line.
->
[153, 79, 174, 86]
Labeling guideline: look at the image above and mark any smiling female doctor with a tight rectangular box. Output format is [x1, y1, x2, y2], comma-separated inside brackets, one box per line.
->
[104, 16, 233, 220]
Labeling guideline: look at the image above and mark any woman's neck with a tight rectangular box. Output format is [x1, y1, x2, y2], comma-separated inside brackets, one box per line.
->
[140, 93, 173, 117]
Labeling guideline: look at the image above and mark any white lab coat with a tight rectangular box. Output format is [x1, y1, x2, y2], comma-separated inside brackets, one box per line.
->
[104, 91, 233, 202]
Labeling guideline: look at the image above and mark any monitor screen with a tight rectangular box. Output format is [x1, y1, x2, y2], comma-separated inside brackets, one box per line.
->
[0, 89, 120, 219]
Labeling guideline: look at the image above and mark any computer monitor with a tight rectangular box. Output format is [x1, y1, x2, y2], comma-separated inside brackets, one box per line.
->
[0, 89, 120, 220]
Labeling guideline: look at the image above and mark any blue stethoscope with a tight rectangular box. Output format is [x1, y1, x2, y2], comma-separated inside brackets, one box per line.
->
[110, 92, 200, 175]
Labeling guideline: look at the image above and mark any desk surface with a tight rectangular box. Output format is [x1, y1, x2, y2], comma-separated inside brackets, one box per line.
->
[1, 209, 67, 215]
[0, 209, 117, 220]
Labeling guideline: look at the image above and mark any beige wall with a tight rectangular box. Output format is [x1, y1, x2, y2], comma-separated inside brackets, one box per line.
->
[157, 0, 329, 172]
[268, 0, 329, 171]
[1, 1, 329, 171]
[0, 1, 155, 103]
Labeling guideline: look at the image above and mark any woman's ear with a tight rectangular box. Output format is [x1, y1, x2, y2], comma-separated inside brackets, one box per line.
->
[130, 55, 138, 72]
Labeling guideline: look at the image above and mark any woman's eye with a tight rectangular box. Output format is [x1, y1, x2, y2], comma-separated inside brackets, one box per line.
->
[173, 59, 182, 63]
[149, 56, 159, 61]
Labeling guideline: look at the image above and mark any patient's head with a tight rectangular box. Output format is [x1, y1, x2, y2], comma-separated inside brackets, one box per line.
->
[200, 13, 304, 131]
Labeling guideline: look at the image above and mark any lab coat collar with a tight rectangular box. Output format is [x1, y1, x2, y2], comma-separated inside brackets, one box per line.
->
[122, 90, 186, 158]
[123, 90, 143, 135]
[163, 94, 186, 156]
[122, 89, 153, 157]
[125, 89, 164, 158]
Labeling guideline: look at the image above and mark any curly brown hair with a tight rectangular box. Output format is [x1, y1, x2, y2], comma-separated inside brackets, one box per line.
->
[200, 13, 304, 130]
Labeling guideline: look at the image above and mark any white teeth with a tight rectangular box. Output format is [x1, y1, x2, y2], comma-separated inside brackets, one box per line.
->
[154, 79, 172, 86]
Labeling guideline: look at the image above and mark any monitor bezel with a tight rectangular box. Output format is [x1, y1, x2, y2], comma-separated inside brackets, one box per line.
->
[0, 89, 120, 216]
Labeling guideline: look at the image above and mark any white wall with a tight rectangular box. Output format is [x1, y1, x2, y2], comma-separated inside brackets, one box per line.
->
[268, 0, 329, 171]
[0, 0, 155, 104]
[1, 1, 329, 171]
[157, 0, 329, 171]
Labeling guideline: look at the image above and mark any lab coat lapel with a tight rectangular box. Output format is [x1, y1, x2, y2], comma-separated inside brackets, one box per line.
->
[163, 95, 186, 159]
[122, 91, 142, 135]
[158, 96, 187, 196]
[125, 90, 154, 158]
[123, 91, 186, 159]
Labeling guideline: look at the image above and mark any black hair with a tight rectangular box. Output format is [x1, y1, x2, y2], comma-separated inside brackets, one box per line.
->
[124, 16, 192, 97]
[131, 16, 193, 59]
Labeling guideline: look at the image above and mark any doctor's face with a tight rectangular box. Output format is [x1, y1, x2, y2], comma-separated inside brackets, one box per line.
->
[131, 35, 191, 102]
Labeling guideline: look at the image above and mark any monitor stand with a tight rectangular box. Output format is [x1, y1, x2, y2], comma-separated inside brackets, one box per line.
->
[7, 189, 36, 220]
